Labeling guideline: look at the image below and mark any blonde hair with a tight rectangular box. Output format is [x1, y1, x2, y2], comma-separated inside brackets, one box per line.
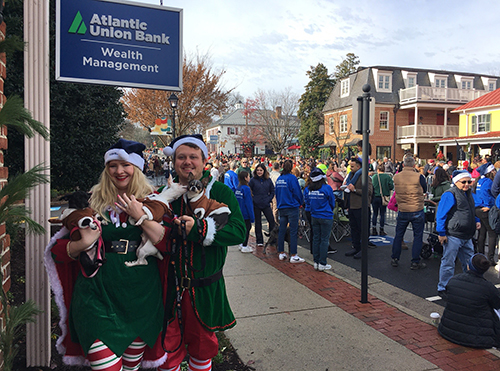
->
[90, 164, 154, 221]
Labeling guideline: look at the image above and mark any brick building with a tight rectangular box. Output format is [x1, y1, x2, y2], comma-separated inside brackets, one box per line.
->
[322, 66, 500, 162]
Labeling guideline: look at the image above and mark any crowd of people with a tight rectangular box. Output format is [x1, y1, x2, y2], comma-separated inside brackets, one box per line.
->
[46, 134, 500, 371]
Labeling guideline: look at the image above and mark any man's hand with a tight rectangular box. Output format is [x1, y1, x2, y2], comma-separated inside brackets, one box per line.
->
[438, 235, 447, 244]
[482, 207, 490, 212]
[175, 215, 195, 235]
[347, 184, 355, 192]
[476, 222, 482, 230]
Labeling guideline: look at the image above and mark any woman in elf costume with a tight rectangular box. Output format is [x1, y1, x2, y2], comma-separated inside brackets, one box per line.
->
[45, 139, 173, 370]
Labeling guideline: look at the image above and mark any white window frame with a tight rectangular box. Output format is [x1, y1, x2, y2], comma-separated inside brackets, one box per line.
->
[339, 114, 348, 133]
[329, 117, 334, 134]
[489, 81, 496, 91]
[340, 79, 349, 97]
[461, 78, 473, 90]
[377, 72, 392, 92]
[472, 114, 491, 133]
[229, 127, 236, 135]
[407, 73, 417, 88]
[379, 111, 389, 131]
[435, 78, 447, 88]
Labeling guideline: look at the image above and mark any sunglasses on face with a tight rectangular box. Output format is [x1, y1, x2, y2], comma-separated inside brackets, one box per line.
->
[458, 180, 473, 185]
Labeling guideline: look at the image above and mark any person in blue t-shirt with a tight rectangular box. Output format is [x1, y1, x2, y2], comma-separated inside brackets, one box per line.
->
[305, 168, 336, 271]
[235, 170, 255, 253]
[224, 160, 239, 193]
[275, 160, 304, 263]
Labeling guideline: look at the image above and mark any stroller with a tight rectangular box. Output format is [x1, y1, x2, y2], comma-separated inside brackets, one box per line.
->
[420, 200, 444, 259]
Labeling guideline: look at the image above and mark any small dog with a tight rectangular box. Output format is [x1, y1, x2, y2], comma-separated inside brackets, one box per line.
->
[125, 176, 187, 267]
[264, 224, 290, 254]
[184, 173, 230, 232]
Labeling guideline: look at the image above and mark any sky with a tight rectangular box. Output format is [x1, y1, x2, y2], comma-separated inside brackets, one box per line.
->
[137, 0, 500, 100]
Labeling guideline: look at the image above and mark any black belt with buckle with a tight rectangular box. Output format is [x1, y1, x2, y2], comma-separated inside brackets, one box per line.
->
[104, 240, 141, 254]
[180, 269, 223, 290]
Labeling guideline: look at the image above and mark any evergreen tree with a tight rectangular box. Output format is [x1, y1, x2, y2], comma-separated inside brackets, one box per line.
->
[4, 0, 126, 191]
[297, 63, 334, 158]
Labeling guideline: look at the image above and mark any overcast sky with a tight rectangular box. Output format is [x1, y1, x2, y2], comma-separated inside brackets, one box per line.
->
[137, 0, 500, 100]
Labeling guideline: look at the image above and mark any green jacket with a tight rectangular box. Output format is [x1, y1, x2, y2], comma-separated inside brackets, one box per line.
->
[430, 180, 451, 203]
[168, 170, 246, 331]
[371, 173, 394, 197]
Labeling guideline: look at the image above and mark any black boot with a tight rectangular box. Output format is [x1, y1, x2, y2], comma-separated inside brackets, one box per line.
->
[379, 228, 387, 236]
[371, 227, 378, 236]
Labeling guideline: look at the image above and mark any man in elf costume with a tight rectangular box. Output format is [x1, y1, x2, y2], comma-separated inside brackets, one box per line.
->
[159, 134, 246, 371]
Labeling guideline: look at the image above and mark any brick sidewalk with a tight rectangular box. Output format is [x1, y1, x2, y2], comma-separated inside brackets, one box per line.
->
[250, 237, 500, 371]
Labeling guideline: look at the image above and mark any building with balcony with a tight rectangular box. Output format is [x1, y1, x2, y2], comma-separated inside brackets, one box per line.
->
[322, 66, 499, 161]
[431, 88, 500, 162]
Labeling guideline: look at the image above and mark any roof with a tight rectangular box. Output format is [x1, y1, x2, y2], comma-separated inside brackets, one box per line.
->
[452, 88, 500, 112]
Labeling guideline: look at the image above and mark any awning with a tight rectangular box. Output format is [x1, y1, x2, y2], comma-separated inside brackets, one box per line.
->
[345, 139, 360, 147]
[318, 140, 336, 148]
[288, 144, 301, 150]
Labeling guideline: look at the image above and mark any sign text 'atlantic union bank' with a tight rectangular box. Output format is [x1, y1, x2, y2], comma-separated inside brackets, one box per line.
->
[56, 0, 182, 91]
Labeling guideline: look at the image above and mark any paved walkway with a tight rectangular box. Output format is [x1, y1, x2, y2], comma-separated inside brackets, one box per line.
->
[224, 235, 500, 371]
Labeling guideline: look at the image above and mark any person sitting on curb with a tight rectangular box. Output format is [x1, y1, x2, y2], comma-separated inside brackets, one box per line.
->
[436, 170, 481, 297]
[438, 253, 500, 349]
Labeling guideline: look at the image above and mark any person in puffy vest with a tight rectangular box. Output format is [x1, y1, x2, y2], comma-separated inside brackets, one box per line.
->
[436, 170, 481, 297]
[438, 253, 500, 349]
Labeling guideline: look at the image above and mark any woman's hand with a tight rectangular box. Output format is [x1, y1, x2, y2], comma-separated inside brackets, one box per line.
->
[482, 207, 490, 212]
[116, 194, 146, 221]
[174, 215, 195, 235]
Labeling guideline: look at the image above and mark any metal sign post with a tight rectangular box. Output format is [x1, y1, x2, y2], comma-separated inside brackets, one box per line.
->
[357, 84, 371, 304]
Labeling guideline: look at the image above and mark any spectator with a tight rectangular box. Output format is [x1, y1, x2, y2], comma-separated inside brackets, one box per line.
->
[291, 166, 305, 190]
[438, 253, 500, 349]
[275, 160, 305, 263]
[473, 163, 498, 265]
[344, 157, 373, 259]
[383, 157, 395, 174]
[391, 156, 427, 269]
[236, 171, 255, 253]
[269, 162, 281, 223]
[429, 168, 451, 204]
[446, 160, 456, 177]
[224, 161, 239, 193]
[436, 170, 480, 296]
[304, 168, 336, 271]
[423, 159, 435, 177]
[237, 158, 252, 178]
[371, 164, 394, 236]
[249, 164, 276, 248]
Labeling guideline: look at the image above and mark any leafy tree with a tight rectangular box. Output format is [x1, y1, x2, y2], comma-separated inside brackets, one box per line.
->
[253, 88, 300, 154]
[333, 52, 360, 83]
[297, 63, 334, 157]
[4, 0, 126, 192]
[123, 52, 233, 136]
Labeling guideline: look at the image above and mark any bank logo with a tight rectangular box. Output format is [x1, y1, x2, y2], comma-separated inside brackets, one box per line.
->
[68, 11, 87, 35]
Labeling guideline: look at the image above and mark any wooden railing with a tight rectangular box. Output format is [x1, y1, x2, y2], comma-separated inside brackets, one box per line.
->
[400, 86, 489, 104]
[397, 125, 459, 139]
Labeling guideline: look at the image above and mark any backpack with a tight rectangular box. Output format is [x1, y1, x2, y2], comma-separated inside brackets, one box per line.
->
[489, 205, 500, 234]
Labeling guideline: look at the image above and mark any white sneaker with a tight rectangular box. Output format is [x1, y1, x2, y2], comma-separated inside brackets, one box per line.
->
[314, 262, 319, 270]
[240, 246, 253, 253]
[238, 244, 243, 251]
[279, 253, 287, 261]
[257, 243, 264, 247]
[290, 255, 305, 263]
[318, 264, 332, 271]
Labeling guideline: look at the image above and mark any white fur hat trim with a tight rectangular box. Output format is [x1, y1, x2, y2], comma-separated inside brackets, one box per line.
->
[104, 148, 145, 170]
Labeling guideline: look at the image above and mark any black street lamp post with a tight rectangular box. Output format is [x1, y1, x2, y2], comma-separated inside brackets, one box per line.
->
[168, 93, 179, 138]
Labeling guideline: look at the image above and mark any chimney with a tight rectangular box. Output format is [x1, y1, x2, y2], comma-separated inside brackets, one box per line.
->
[275, 106, 282, 118]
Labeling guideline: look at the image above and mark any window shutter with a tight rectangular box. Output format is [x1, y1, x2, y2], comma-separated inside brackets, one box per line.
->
[486, 114, 491, 132]
[471, 116, 476, 133]
[227, 127, 230, 135]
[236, 127, 238, 135]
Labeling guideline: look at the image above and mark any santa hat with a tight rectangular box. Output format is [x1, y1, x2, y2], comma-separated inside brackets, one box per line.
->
[478, 163, 495, 176]
[452, 170, 471, 184]
[163, 134, 208, 158]
[310, 168, 326, 182]
[104, 139, 145, 169]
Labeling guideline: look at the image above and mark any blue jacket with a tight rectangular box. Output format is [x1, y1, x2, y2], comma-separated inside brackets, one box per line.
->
[474, 177, 495, 208]
[235, 185, 255, 222]
[275, 173, 303, 209]
[249, 176, 274, 209]
[224, 170, 238, 193]
[436, 188, 479, 237]
[491, 171, 500, 199]
[304, 184, 335, 219]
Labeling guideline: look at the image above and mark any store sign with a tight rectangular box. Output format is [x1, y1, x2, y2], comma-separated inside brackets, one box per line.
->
[56, 0, 182, 90]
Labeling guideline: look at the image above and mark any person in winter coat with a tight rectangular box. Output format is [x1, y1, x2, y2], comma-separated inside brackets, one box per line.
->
[224, 161, 239, 193]
[436, 170, 481, 296]
[473, 163, 498, 265]
[236, 171, 255, 253]
[371, 164, 394, 236]
[275, 160, 305, 263]
[438, 253, 500, 349]
[304, 168, 336, 271]
[429, 168, 451, 204]
[249, 164, 275, 248]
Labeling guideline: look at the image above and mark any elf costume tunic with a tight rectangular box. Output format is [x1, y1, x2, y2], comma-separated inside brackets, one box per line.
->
[164, 170, 246, 333]
[45, 210, 170, 368]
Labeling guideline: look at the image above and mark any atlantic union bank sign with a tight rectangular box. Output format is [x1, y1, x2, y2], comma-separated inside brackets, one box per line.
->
[56, 0, 183, 90]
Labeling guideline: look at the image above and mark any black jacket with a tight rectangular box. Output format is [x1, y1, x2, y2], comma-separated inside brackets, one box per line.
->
[249, 176, 275, 209]
[438, 270, 500, 348]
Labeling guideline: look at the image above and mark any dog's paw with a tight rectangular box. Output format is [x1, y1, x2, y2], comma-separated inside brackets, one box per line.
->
[125, 259, 148, 267]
